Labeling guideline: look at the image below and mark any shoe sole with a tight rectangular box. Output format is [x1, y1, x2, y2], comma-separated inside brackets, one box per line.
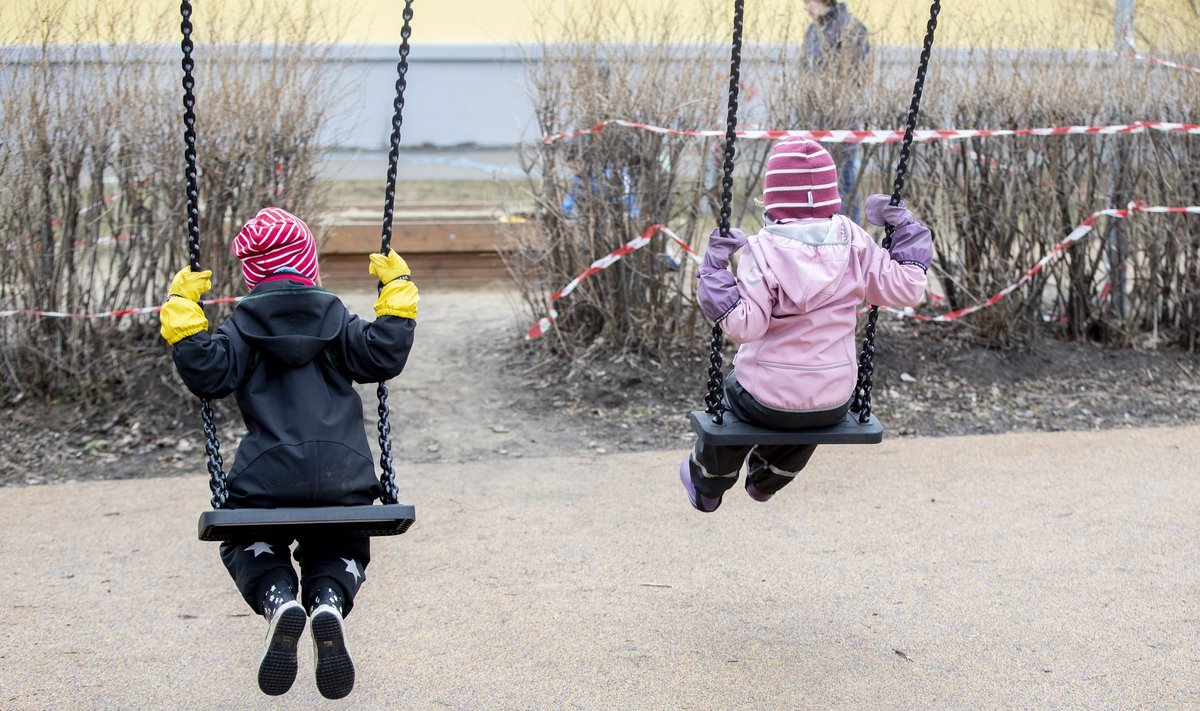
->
[258, 602, 306, 696]
[312, 606, 355, 699]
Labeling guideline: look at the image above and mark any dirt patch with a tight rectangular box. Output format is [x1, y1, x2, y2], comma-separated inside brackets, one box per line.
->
[3, 287, 1199, 488]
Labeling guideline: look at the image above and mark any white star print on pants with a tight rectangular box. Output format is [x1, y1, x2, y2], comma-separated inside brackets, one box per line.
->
[245, 541, 275, 557]
[342, 558, 362, 583]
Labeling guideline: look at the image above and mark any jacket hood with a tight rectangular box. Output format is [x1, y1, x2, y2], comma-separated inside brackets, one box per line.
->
[754, 217, 853, 312]
[232, 279, 342, 367]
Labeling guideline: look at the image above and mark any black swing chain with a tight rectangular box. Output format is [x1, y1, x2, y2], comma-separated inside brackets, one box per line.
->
[179, 0, 229, 510]
[375, 0, 415, 506]
[851, 0, 940, 423]
[703, 0, 746, 425]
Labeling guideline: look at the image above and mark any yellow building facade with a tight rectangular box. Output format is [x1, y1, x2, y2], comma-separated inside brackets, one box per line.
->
[4, 0, 1194, 148]
[4, 0, 1198, 51]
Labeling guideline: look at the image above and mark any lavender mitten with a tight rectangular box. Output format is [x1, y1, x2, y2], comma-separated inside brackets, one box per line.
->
[865, 194, 931, 270]
[888, 221, 933, 271]
[700, 226, 748, 271]
[697, 226, 748, 322]
[698, 268, 741, 321]
[864, 193, 915, 228]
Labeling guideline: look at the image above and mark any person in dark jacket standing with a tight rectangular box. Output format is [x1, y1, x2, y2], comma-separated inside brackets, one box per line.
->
[159, 207, 418, 699]
[802, 0, 870, 71]
[802, 0, 871, 222]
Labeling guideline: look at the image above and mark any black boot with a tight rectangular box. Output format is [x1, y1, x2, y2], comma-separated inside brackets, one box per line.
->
[307, 581, 354, 699]
[307, 581, 345, 616]
[257, 579, 305, 696]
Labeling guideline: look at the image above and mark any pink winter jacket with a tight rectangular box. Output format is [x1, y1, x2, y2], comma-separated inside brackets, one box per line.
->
[721, 215, 927, 412]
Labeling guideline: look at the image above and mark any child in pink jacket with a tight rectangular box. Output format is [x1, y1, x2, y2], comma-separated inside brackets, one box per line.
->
[680, 136, 932, 512]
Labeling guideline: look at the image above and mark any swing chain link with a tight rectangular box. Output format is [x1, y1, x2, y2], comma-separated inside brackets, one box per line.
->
[704, 323, 727, 420]
[181, 0, 229, 506]
[180, 1, 201, 274]
[376, 0, 415, 504]
[379, 0, 414, 257]
[716, 0, 743, 239]
[852, 0, 940, 422]
[203, 402, 228, 509]
[377, 383, 399, 505]
[703, 0, 745, 424]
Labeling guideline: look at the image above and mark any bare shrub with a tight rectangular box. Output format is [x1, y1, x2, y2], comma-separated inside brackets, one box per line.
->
[510, 0, 742, 365]
[0, 1, 339, 408]
[909, 42, 1200, 348]
[511, 2, 1200, 361]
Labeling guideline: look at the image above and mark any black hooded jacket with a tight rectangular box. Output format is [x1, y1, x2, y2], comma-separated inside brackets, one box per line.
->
[172, 278, 415, 508]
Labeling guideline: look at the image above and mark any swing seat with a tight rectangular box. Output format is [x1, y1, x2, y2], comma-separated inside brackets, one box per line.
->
[197, 503, 416, 542]
[689, 409, 883, 447]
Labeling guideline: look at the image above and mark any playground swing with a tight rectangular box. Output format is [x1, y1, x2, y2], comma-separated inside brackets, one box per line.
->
[689, 0, 941, 448]
[177, 0, 419, 541]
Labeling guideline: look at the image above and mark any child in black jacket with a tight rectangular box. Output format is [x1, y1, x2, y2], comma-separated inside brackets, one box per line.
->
[159, 207, 418, 699]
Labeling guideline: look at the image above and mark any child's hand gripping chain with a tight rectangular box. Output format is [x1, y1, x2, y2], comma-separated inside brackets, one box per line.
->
[696, 226, 749, 322]
[864, 194, 933, 271]
[368, 249, 420, 320]
[159, 267, 213, 345]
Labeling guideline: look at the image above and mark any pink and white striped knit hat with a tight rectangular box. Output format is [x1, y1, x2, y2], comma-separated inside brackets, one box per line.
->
[231, 207, 319, 290]
[762, 137, 842, 222]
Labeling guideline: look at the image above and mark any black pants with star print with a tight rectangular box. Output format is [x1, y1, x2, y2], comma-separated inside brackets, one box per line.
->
[220, 535, 370, 617]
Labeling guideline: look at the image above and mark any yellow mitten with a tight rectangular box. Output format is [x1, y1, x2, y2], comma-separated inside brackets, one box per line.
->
[368, 249, 411, 284]
[369, 250, 418, 319]
[374, 277, 419, 319]
[159, 297, 208, 345]
[168, 267, 212, 301]
[159, 267, 212, 345]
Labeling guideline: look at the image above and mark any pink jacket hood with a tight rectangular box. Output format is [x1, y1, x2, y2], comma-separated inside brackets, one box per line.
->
[720, 216, 927, 412]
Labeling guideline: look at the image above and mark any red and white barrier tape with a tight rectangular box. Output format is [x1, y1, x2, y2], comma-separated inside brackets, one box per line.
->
[1124, 31, 1200, 75]
[1130, 52, 1200, 75]
[894, 202, 1200, 323]
[2, 176, 156, 252]
[0, 297, 240, 320]
[526, 223, 699, 339]
[78, 177, 155, 216]
[9, 204, 1198, 328]
[525, 202, 1200, 337]
[543, 119, 1200, 145]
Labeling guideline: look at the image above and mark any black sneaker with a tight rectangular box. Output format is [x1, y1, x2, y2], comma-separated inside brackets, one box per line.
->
[311, 604, 355, 699]
[257, 600, 306, 696]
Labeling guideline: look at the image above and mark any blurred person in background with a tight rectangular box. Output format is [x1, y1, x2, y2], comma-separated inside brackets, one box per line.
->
[802, 0, 871, 223]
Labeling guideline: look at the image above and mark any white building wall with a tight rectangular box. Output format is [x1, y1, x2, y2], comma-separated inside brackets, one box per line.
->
[2, 43, 1115, 152]
[327, 44, 535, 150]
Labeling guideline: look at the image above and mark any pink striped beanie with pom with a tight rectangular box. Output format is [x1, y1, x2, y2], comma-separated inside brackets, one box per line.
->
[231, 207, 319, 290]
[762, 137, 842, 222]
